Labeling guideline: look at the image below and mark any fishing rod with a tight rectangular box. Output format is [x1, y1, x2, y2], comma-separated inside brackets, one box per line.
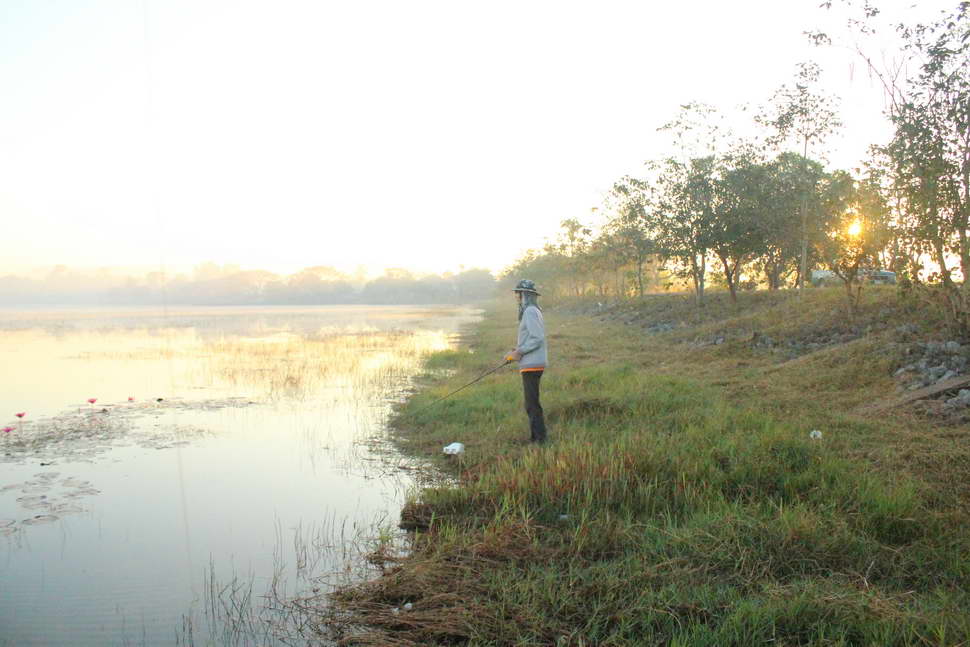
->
[397, 359, 512, 422]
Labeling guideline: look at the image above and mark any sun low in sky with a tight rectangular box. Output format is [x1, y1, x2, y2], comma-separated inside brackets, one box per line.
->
[0, 0, 956, 280]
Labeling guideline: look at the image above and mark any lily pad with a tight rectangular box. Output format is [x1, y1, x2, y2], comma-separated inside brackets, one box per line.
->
[22, 514, 58, 525]
[63, 488, 100, 498]
[17, 495, 51, 510]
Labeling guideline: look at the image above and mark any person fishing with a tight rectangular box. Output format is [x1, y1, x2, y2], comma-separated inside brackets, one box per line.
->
[505, 279, 548, 444]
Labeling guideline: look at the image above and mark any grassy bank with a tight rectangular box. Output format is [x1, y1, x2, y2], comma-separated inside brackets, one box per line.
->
[330, 287, 970, 646]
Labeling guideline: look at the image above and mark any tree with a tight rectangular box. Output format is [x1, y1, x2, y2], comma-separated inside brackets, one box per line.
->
[759, 62, 843, 293]
[646, 156, 717, 306]
[649, 103, 738, 306]
[815, 1, 970, 330]
[287, 267, 354, 304]
[553, 218, 593, 297]
[453, 269, 496, 301]
[608, 179, 658, 297]
[815, 173, 891, 311]
[709, 152, 773, 303]
[755, 153, 827, 290]
[503, 248, 564, 298]
[865, 150, 924, 284]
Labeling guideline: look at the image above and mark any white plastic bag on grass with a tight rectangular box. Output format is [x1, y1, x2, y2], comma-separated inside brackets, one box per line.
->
[443, 442, 465, 455]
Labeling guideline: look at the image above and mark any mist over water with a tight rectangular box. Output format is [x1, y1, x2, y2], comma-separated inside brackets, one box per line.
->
[0, 265, 497, 306]
[0, 305, 480, 646]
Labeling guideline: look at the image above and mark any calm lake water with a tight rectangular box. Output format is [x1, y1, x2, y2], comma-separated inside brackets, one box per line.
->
[0, 305, 480, 646]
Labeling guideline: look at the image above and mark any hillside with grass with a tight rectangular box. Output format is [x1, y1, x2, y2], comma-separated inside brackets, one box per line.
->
[327, 287, 970, 646]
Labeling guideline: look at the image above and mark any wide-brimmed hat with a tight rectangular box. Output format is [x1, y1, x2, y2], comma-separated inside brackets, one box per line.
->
[512, 279, 540, 295]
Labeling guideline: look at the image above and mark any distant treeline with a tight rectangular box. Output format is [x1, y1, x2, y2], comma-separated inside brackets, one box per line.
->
[507, 4, 970, 331]
[0, 264, 498, 306]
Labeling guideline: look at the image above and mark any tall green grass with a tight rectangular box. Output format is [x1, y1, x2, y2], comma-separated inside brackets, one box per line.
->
[332, 297, 970, 646]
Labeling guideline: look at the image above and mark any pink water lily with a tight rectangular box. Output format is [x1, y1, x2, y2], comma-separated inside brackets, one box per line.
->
[87, 398, 97, 404]
[2, 427, 13, 433]
[15, 412, 25, 418]
[128, 397, 135, 402]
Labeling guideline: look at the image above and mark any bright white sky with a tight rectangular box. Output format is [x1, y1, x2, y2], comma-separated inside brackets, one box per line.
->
[0, 0, 957, 279]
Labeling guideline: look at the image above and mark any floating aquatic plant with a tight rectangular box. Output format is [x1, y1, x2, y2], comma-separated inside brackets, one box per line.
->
[22, 514, 58, 526]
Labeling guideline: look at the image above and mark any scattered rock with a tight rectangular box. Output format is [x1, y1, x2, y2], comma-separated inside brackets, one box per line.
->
[751, 332, 775, 349]
[945, 389, 970, 409]
[646, 322, 676, 334]
[895, 340, 970, 394]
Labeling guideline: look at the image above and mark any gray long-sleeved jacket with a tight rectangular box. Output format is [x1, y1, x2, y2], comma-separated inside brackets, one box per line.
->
[516, 304, 547, 371]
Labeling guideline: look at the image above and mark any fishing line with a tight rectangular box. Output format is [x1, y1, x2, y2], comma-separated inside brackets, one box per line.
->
[397, 359, 512, 422]
[141, 0, 195, 590]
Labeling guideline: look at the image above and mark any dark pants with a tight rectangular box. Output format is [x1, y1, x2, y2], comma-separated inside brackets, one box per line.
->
[521, 370, 547, 443]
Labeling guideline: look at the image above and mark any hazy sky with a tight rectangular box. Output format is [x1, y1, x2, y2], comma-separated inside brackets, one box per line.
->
[0, 0, 957, 278]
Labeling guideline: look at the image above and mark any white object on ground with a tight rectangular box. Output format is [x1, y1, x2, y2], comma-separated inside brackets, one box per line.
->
[403, 602, 413, 611]
[443, 442, 465, 455]
[809, 430, 822, 440]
